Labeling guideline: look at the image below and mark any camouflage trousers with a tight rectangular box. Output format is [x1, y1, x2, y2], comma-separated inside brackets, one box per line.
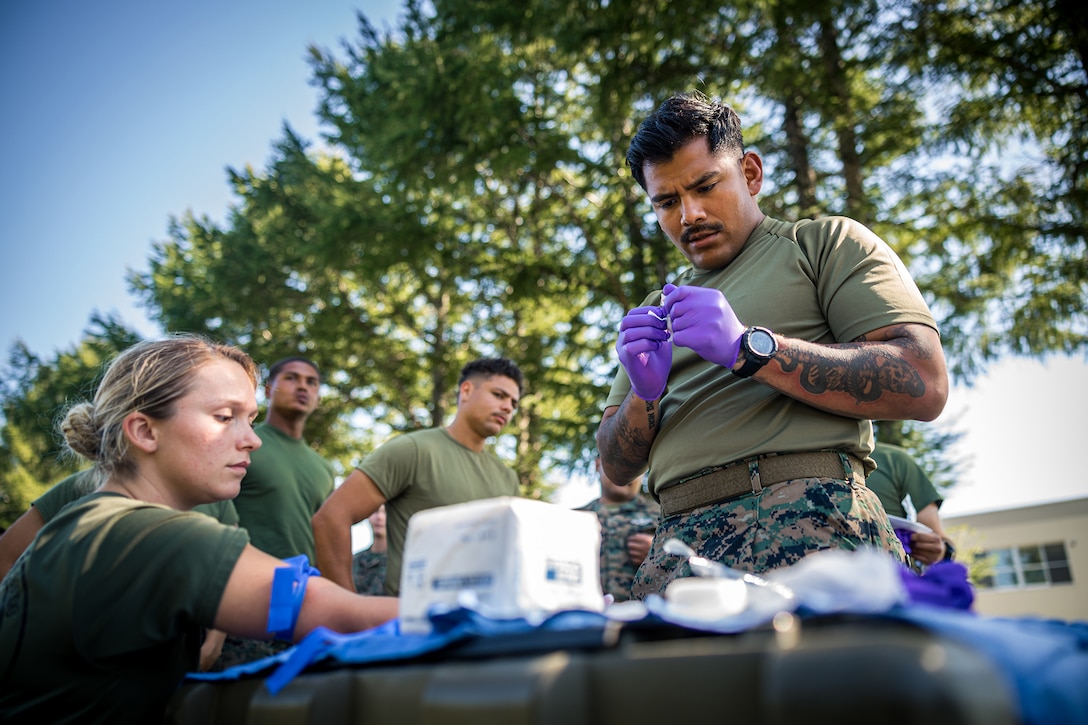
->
[631, 474, 905, 600]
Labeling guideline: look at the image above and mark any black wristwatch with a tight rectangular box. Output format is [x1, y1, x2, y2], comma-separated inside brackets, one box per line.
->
[942, 539, 957, 561]
[732, 326, 778, 378]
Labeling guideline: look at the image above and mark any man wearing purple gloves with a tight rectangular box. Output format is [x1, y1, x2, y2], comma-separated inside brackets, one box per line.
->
[597, 91, 950, 598]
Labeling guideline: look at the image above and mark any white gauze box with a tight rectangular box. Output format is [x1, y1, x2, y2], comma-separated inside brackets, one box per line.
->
[398, 496, 604, 633]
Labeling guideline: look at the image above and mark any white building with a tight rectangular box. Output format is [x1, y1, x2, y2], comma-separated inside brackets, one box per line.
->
[945, 496, 1087, 621]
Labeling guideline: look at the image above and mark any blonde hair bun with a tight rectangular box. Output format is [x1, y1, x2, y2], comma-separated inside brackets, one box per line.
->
[59, 402, 102, 461]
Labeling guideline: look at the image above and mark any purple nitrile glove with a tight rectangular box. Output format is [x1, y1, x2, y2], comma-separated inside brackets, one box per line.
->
[898, 560, 975, 611]
[661, 283, 745, 369]
[616, 303, 672, 400]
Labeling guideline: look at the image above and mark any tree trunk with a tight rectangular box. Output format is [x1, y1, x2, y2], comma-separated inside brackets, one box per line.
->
[818, 13, 869, 223]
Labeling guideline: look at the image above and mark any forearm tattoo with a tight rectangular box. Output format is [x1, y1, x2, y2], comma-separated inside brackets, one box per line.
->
[777, 336, 927, 403]
[598, 400, 656, 482]
[645, 399, 657, 429]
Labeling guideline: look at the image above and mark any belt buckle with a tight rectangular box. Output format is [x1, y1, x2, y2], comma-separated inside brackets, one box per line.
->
[747, 458, 764, 495]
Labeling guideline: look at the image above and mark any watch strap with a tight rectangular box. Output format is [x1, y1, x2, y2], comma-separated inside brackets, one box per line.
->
[733, 353, 767, 378]
[732, 327, 776, 379]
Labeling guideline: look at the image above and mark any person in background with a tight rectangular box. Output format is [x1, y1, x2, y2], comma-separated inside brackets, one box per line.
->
[232, 355, 334, 562]
[0, 469, 238, 670]
[598, 91, 949, 598]
[868, 439, 956, 566]
[578, 457, 659, 602]
[313, 358, 523, 595]
[215, 354, 336, 669]
[0, 335, 397, 724]
[352, 505, 388, 595]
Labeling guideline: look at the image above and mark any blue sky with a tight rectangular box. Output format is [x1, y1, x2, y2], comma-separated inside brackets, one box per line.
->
[0, 0, 399, 352]
[1, 1, 1085, 517]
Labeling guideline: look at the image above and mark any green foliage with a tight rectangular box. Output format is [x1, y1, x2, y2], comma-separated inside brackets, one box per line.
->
[945, 524, 997, 588]
[0, 315, 140, 528]
[888, 0, 1088, 376]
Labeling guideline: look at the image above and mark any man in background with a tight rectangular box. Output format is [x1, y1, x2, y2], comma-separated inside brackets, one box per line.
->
[216, 355, 335, 669]
[313, 358, 523, 595]
[868, 439, 956, 566]
[578, 457, 659, 602]
[232, 356, 334, 562]
[352, 505, 388, 595]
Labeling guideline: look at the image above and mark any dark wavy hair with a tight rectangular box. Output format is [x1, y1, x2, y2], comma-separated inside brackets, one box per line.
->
[267, 356, 321, 384]
[458, 358, 524, 395]
[626, 91, 745, 190]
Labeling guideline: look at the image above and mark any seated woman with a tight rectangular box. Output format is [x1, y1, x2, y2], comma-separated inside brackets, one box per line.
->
[0, 335, 399, 723]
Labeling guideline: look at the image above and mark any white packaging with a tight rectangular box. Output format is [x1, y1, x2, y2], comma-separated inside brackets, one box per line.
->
[665, 577, 749, 620]
[399, 496, 604, 633]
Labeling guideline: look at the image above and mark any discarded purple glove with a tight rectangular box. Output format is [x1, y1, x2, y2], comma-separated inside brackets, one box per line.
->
[662, 283, 745, 369]
[899, 561, 975, 611]
[616, 303, 672, 400]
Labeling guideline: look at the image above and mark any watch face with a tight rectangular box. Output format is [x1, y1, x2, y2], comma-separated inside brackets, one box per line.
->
[749, 329, 776, 356]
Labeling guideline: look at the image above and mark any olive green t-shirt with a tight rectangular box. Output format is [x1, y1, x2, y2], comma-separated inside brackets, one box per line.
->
[605, 216, 939, 497]
[0, 493, 248, 724]
[232, 423, 335, 561]
[867, 442, 943, 518]
[358, 427, 519, 595]
[34, 469, 239, 526]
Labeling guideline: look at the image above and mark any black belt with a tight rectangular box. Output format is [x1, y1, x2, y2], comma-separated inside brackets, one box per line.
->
[658, 450, 865, 517]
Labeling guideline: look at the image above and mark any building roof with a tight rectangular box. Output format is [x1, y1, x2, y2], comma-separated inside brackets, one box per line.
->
[944, 495, 1088, 527]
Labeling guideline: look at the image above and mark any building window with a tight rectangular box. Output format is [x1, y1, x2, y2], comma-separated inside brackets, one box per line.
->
[977, 541, 1073, 590]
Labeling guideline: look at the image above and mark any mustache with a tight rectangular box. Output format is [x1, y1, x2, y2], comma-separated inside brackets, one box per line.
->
[680, 222, 724, 245]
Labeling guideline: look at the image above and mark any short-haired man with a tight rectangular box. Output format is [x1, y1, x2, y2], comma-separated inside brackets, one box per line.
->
[868, 440, 956, 566]
[599, 92, 949, 598]
[313, 358, 524, 595]
[216, 355, 334, 669]
[352, 505, 388, 596]
[232, 356, 334, 562]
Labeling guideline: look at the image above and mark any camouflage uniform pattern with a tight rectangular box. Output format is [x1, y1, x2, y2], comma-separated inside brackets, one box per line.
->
[210, 636, 291, 672]
[579, 496, 660, 602]
[631, 472, 904, 600]
[352, 548, 388, 595]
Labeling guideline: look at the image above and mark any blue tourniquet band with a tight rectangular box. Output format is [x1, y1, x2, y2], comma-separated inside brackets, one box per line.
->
[267, 554, 321, 642]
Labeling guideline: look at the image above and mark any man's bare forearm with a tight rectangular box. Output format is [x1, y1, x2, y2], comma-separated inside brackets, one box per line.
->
[753, 323, 948, 422]
[596, 393, 658, 484]
[312, 510, 356, 591]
